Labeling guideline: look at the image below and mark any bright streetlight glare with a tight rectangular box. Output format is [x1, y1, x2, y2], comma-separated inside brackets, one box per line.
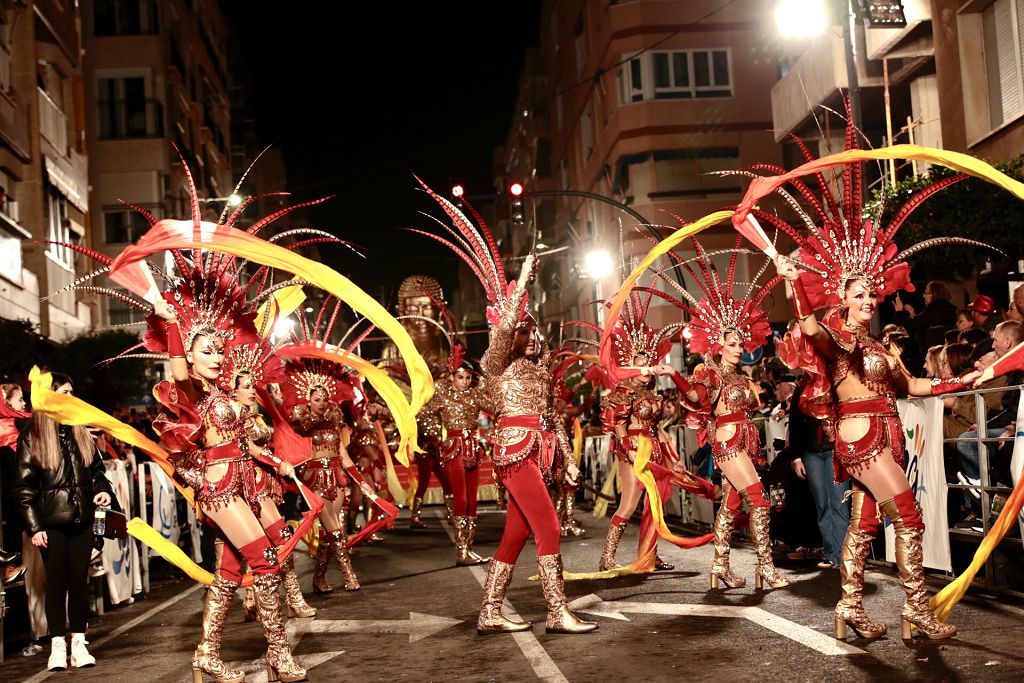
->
[583, 250, 614, 279]
[272, 318, 295, 341]
[228, 193, 243, 207]
[774, 0, 828, 38]
[451, 184, 465, 198]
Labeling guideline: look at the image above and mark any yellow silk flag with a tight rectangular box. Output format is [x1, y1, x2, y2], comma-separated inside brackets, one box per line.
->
[28, 366, 194, 506]
[374, 421, 407, 503]
[572, 418, 583, 465]
[591, 464, 619, 519]
[255, 284, 305, 335]
[108, 219, 432, 459]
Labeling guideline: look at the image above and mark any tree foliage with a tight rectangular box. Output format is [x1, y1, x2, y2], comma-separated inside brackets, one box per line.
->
[48, 330, 154, 412]
[0, 318, 51, 384]
[865, 155, 1024, 281]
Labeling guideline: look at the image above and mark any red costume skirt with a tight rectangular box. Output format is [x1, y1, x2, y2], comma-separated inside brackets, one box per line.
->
[834, 396, 904, 483]
[194, 441, 271, 515]
[493, 415, 557, 481]
[614, 426, 665, 466]
[709, 412, 764, 469]
[301, 455, 350, 501]
[442, 430, 484, 469]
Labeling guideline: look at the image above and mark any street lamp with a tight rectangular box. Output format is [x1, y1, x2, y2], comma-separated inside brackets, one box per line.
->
[774, 0, 828, 38]
[583, 249, 614, 280]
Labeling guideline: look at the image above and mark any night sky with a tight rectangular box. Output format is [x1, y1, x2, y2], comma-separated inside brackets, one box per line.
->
[225, 3, 542, 303]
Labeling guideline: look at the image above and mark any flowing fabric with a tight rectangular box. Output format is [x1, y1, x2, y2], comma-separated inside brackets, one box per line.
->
[255, 285, 305, 335]
[374, 421, 407, 502]
[732, 144, 1024, 249]
[978, 340, 1024, 384]
[108, 218, 432, 459]
[598, 212, 732, 377]
[572, 418, 583, 465]
[591, 464, 620, 519]
[931, 473, 1024, 621]
[28, 366, 195, 506]
[348, 493, 400, 549]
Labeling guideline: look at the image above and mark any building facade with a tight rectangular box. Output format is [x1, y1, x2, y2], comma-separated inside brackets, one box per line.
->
[0, 0, 92, 341]
[494, 0, 791, 337]
[82, 0, 233, 328]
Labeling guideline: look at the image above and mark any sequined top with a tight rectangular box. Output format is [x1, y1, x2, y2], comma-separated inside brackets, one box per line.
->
[687, 361, 759, 417]
[289, 402, 344, 455]
[195, 390, 247, 448]
[823, 308, 901, 400]
[426, 379, 493, 431]
[602, 379, 662, 431]
[480, 284, 571, 458]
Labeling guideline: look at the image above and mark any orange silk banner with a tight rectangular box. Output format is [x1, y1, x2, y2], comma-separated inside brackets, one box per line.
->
[598, 211, 732, 376]
[276, 341, 412, 468]
[107, 219, 432, 458]
[28, 366, 194, 506]
[732, 144, 1024, 241]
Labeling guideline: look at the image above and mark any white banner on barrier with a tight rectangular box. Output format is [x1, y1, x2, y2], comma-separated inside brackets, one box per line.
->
[1012, 390, 1024, 550]
[102, 460, 142, 604]
[187, 504, 202, 562]
[885, 397, 952, 572]
[150, 464, 180, 547]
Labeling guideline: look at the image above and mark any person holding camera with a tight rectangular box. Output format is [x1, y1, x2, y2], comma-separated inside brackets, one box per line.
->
[12, 373, 112, 671]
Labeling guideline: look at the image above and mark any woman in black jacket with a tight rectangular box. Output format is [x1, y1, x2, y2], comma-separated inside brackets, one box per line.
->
[12, 373, 112, 672]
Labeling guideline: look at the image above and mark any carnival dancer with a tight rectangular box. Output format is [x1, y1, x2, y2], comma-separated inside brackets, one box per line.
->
[411, 182, 596, 634]
[382, 275, 455, 527]
[345, 394, 391, 542]
[428, 351, 493, 565]
[751, 117, 990, 640]
[284, 354, 374, 593]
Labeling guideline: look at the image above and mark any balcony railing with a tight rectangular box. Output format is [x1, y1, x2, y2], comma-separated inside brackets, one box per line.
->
[38, 87, 67, 154]
[98, 98, 164, 139]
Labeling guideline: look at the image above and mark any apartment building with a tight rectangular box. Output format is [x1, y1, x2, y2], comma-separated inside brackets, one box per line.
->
[82, 0, 233, 327]
[0, 0, 92, 340]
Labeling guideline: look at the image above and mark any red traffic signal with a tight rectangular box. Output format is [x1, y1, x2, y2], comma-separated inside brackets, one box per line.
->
[451, 184, 465, 198]
[509, 182, 524, 197]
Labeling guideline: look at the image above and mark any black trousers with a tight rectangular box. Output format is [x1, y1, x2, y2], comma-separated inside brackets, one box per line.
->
[40, 524, 94, 636]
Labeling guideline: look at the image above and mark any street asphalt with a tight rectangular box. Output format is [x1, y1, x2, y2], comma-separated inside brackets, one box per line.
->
[2, 503, 1022, 682]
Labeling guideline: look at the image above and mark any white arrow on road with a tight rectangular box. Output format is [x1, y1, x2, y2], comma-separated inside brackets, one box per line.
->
[567, 594, 863, 657]
[287, 612, 463, 644]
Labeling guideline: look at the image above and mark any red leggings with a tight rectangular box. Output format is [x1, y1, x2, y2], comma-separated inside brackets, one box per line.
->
[445, 459, 480, 517]
[414, 454, 453, 498]
[637, 465, 673, 557]
[492, 458, 561, 564]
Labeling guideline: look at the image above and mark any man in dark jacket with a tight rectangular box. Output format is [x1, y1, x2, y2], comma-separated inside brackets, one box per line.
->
[892, 281, 958, 347]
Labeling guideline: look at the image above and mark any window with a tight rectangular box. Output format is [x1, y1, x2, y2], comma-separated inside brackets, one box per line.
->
[98, 76, 163, 139]
[46, 188, 72, 270]
[103, 207, 154, 244]
[618, 49, 733, 103]
[94, 0, 159, 36]
[651, 148, 741, 198]
[107, 288, 148, 325]
[982, 0, 1024, 130]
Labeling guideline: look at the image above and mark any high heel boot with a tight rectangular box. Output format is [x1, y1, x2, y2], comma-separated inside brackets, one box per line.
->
[281, 554, 317, 618]
[563, 492, 586, 537]
[409, 496, 427, 529]
[477, 560, 531, 634]
[834, 490, 886, 640]
[192, 577, 244, 683]
[328, 529, 360, 590]
[455, 516, 483, 566]
[709, 481, 746, 589]
[537, 554, 598, 634]
[598, 516, 627, 571]
[444, 493, 456, 522]
[312, 530, 334, 594]
[252, 573, 307, 682]
[880, 493, 957, 640]
[741, 484, 789, 590]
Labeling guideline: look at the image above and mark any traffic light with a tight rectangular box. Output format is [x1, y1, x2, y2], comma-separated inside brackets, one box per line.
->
[451, 184, 465, 199]
[509, 181, 524, 226]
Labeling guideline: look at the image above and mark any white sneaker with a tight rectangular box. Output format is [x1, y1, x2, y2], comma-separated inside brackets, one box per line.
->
[47, 637, 67, 671]
[69, 633, 96, 668]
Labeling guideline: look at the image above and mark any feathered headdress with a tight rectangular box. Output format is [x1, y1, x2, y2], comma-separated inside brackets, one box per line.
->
[407, 177, 532, 328]
[725, 100, 1001, 308]
[280, 297, 364, 408]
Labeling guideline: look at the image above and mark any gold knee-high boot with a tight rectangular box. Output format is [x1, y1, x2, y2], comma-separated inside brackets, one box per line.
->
[409, 497, 427, 529]
[740, 489, 789, 590]
[466, 517, 490, 564]
[252, 573, 307, 682]
[476, 560, 531, 634]
[281, 553, 316, 618]
[537, 554, 598, 634]
[879, 498, 957, 640]
[563, 492, 585, 537]
[709, 482, 746, 589]
[192, 577, 244, 683]
[312, 530, 334, 594]
[598, 518, 627, 571]
[328, 529, 360, 591]
[834, 490, 885, 640]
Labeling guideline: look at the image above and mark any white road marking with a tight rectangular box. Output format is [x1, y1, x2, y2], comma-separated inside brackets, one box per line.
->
[22, 582, 205, 683]
[286, 612, 461, 643]
[438, 512, 570, 683]
[568, 594, 863, 657]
